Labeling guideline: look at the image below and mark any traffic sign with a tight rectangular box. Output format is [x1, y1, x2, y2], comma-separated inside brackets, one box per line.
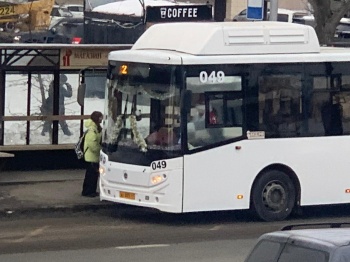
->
[247, 0, 264, 20]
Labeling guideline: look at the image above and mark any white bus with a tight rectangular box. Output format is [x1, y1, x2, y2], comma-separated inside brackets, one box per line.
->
[99, 21, 350, 221]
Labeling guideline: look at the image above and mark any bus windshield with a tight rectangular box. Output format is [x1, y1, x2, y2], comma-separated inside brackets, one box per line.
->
[102, 62, 181, 165]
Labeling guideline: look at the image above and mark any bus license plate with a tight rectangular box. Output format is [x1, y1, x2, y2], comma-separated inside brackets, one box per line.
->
[120, 191, 135, 200]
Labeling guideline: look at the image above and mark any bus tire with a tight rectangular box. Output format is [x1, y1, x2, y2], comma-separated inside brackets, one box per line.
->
[251, 170, 295, 221]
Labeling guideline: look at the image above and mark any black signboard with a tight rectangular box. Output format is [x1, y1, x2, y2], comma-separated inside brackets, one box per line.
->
[146, 5, 213, 23]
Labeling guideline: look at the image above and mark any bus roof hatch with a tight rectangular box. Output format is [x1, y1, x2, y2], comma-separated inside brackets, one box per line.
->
[132, 21, 320, 55]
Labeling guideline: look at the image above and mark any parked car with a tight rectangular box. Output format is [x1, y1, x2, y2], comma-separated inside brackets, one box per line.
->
[232, 8, 310, 22]
[50, 5, 73, 28]
[335, 18, 350, 40]
[47, 17, 84, 44]
[244, 223, 350, 262]
[61, 4, 84, 18]
[16, 17, 83, 44]
[232, 8, 250, 21]
[276, 9, 310, 23]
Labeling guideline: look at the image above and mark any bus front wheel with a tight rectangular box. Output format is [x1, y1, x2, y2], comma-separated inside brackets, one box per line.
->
[251, 170, 296, 221]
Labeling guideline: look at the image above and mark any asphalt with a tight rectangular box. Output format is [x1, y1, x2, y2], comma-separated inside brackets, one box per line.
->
[0, 169, 114, 216]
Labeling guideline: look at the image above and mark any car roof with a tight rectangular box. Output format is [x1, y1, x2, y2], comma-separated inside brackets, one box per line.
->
[263, 228, 350, 247]
[277, 8, 309, 15]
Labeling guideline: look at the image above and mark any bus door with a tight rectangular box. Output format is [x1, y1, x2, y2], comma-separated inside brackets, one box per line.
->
[183, 69, 244, 212]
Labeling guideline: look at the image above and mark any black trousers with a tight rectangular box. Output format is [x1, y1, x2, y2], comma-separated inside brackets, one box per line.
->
[82, 162, 99, 196]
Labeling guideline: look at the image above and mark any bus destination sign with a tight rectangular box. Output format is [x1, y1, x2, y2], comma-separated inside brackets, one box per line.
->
[146, 5, 213, 23]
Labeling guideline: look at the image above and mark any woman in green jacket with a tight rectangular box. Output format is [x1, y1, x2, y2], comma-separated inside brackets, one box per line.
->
[82, 111, 103, 197]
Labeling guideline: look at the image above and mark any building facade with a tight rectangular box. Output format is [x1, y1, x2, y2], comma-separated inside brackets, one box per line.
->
[183, 0, 309, 20]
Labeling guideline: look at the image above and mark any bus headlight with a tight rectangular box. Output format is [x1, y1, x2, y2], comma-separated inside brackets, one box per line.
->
[99, 166, 106, 176]
[151, 174, 167, 185]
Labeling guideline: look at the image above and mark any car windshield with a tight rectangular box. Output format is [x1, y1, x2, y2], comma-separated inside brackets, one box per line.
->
[102, 62, 182, 165]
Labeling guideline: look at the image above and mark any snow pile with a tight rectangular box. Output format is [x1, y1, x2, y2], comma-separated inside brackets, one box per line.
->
[92, 0, 194, 17]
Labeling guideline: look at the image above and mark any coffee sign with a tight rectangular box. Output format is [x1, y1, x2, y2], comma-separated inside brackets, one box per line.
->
[146, 5, 213, 22]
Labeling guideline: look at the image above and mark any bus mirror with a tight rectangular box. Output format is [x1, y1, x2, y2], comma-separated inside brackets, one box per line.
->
[77, 83, 86, 106]
[181, 90, 192, 115]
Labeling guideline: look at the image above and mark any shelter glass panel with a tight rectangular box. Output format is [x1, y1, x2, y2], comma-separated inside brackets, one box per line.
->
[56, 73, 81, 144]
[83, 70, 106, 115]
[30, 73, 53, 145]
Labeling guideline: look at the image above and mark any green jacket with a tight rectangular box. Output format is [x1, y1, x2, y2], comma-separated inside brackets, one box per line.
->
[83, 119, 102, 163]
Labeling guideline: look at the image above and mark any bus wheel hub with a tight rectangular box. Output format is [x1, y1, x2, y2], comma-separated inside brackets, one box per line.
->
[263, 183, 286, 211]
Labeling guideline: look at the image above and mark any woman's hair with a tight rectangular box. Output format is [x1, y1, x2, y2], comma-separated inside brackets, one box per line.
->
[91, 111, 103, 132]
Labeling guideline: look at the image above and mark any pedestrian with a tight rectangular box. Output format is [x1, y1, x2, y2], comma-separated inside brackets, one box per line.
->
[41, 74, 73, 136]
[82, 111, 103, 197]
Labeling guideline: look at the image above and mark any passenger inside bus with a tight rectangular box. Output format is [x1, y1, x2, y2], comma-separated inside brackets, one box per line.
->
[321, 93, 343, 136]
[145, 126, 179, 146]
[187, 93, 221, 147]
[275, 90, 300, 137]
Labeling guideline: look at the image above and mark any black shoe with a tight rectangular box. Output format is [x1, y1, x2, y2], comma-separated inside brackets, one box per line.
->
[82, 192, 99, 198]
[41, 131, 46, 136]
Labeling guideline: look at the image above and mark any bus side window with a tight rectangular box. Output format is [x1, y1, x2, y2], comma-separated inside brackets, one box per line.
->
[321, 93, 343, 136]
[275, 89, 300, 138]
[208, 92, 243, 140]
[261, 90, 277, 137]
[259, 75, 302, 138]
[226, 99, 243, 126]
[207, 94, 223, 126]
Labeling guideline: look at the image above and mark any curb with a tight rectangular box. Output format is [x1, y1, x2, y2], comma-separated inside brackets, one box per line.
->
[0, 179, 83, 186]
[0, 202, 116, 218]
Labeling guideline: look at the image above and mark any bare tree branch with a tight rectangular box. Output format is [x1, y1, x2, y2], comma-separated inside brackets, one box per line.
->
[309, 0, 350, 45]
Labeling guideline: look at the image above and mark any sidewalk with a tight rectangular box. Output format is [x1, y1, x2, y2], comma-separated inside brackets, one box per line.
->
[0, 169, 113, 215]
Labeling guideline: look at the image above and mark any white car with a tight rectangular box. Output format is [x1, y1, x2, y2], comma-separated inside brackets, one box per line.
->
[245, 223, 350, 262]
[232, 8, 310, 22]
[61, 4, 84, 18]
[232, 8, 250, 21]
[50, 5, 73, 28]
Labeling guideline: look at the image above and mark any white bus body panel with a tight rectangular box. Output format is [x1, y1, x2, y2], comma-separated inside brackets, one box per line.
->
[132, 22, 320, 55]
[100, 136, 350, 213]
[182, 137, 350, 212]
[108, 50, 183, 65]
[99, 153, 184, 213]
[104, 22, 350, 213]
[109, 48, 350, 67]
